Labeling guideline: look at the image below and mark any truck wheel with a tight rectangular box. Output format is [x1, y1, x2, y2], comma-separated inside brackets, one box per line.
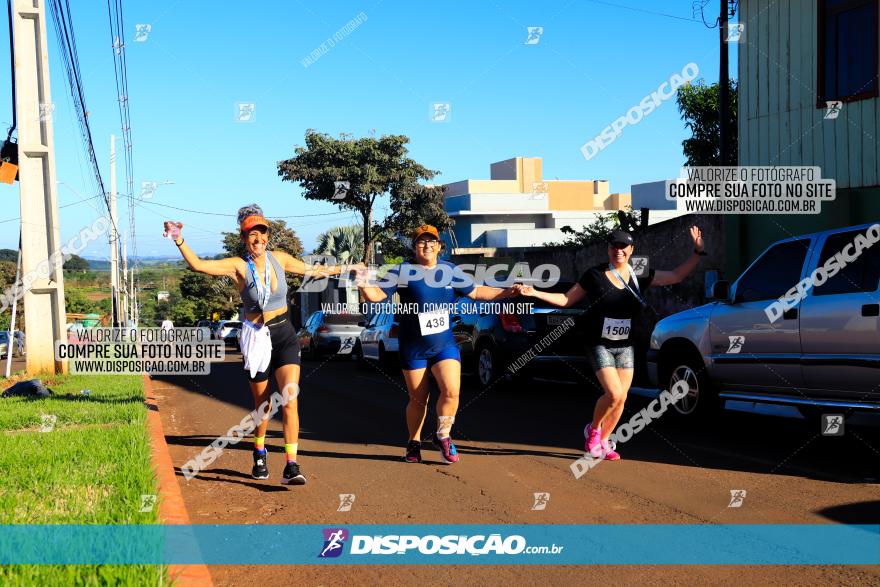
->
[663, 355, 719, 420]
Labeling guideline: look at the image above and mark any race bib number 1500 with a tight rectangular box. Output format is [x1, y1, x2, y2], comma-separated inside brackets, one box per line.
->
[601, 317, 631, 341]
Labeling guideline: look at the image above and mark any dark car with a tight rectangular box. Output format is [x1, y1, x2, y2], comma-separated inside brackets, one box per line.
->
[297, 311, 364, 360]
[452, 281, 589, 388]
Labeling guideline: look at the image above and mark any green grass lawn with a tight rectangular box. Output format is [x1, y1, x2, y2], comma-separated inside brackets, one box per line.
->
[0, 374, 167, 586]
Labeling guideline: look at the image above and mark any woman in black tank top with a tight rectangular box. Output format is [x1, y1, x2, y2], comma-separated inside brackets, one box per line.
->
[516, 227, 706, 463]
[167, 204, 362, 485]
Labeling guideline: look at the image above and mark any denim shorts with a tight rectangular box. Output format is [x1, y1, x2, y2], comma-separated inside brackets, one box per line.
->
[586, 344, 634, 371]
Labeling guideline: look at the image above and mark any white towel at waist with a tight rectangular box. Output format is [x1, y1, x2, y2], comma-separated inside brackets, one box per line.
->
[239, 320, 272, 378]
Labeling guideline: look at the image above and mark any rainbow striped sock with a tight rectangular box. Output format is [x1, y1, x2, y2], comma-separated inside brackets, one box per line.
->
[254, 436, 265, 453]
[284, 443, 298, 463]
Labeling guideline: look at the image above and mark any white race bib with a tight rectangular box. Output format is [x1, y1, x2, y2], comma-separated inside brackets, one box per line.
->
[418, 311, 449, 336]
[601, 317, 631, 341]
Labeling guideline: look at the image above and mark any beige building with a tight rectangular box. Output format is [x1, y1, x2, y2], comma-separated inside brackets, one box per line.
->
[443, 157, 632, 248]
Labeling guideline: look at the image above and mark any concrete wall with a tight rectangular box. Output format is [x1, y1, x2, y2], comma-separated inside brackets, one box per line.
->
[545, 180, 599, 210]
[452, 213, 726, 320]
[631, 180, 678, 210]
[485, 228, 569, 248]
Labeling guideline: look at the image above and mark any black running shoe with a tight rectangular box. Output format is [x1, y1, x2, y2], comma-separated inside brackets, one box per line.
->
[252, 450, 269, 480]
[281, 461, 306, 485]
[404, 440, 422, 463]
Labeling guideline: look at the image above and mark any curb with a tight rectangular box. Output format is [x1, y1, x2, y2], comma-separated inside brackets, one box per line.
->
[144, 373, 214, 586]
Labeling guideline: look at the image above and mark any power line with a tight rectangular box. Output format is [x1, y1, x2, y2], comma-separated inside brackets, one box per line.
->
[126, 196, 353, 219]
[584, 0, 701, 23]
[107, 0, 137, 322]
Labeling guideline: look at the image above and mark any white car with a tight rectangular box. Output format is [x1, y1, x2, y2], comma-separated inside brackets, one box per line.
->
[0, 330, 25, 357]
[214, 320, 242, 344]
[358, 311, 399, 366]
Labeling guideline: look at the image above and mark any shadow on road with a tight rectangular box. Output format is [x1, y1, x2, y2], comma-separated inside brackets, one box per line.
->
[154, 352, 880, 485]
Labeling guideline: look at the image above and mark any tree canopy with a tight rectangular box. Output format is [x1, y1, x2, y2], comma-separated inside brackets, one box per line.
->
[278, 130, 440, 262]
[63, 254, 90, 272]
[676, 79, 738, 166]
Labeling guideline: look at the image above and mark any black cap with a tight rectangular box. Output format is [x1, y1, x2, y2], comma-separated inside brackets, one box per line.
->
[607, 230, 634, 246]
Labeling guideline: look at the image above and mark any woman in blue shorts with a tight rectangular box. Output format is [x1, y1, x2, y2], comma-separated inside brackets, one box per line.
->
[357, 224, 517, 464]
[519, 227, 706, 461]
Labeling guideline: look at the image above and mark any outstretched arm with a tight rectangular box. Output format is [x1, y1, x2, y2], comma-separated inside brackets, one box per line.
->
[467, 286, 518, 301]
[652, 225, 705, 286]
[166, 222, 239, 277]
[273, 250, 362, 278]
[516, 283, 586, 308]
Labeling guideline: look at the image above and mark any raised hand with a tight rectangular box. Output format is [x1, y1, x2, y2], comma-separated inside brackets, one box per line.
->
[163, 221, 183, 241]
[690, 225, 704, 252]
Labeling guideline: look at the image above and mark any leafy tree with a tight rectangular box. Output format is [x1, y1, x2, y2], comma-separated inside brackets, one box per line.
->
[169, 298, 199, 326]
[0, 260, 22, 328]
[138, 294, 159, 326]
[178, 271, 237, 320]
[65, 289, 98, 314]
[278, 130, 437, 263]
[544, 209, 643, 249]
[63, 254, 90, 272]
[221, 218, 303, 260]
[378, 183, 452, 259]
[314, 225, 364, 263]
[0, 249, 17, 263]
[221, 218, 304, 293]
[676, 79, 738, 166]
[0, 260, 17, 287]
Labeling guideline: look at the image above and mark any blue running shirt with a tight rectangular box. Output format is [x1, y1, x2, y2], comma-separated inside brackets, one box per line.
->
[380, 260, 476, 354]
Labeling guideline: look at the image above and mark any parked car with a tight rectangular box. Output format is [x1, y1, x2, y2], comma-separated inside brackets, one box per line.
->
[357, 310, 399, 367]
[0, 330, 25, 357]
[648, 222, 880, 420]
[214, 320, 242, 345]
[196, 320, 218, 334]
[452, 281, 588, 388]
[297, 311, 364, 360]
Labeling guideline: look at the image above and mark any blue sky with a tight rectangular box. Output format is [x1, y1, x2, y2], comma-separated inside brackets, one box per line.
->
[0, 1, 737, 259]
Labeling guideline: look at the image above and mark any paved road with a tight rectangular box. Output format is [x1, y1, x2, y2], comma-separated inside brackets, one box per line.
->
[151, 349, 880, 586]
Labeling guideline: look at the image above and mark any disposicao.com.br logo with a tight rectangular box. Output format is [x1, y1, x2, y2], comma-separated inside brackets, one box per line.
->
[319, 528, 564, 557]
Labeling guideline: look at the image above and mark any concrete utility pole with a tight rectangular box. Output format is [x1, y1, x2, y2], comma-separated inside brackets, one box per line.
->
[129, 260, 136, 325]
[11, 0, 68, 374]
[109, 135, 120, 327]
[719, 0, 730, 166]
[121, 238, 128, 325]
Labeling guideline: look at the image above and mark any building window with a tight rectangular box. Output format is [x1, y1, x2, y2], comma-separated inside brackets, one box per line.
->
[819, 0, 879, 104]
[816, 0, 878, 108]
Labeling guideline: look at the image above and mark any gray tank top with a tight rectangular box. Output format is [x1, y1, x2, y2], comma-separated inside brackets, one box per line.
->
[240, 252, 288, 313]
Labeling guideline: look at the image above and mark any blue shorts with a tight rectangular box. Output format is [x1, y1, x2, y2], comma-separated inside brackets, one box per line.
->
[399, 343, 461, 371]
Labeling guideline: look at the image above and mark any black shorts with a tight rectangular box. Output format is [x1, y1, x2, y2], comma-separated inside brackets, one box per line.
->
[248, 312, 301, 383]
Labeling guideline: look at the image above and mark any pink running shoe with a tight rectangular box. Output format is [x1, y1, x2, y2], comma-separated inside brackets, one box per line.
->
[601, 437, 621, 460]
[584, 424, 604, 459]
[433, 433, 460, 464]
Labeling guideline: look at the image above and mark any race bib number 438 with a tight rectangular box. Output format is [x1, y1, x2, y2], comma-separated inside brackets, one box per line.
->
[601, 317, 631, 341]
[419, 311, 449, 336]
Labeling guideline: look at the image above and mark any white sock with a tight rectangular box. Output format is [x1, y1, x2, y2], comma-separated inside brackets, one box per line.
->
[437, 415, 455, 439]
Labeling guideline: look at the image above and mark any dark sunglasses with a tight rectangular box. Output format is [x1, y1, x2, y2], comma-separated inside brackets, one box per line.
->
[609, 241, 631, 249]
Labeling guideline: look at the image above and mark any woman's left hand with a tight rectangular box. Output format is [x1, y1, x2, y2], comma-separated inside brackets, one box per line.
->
[690, 225, 704, 252]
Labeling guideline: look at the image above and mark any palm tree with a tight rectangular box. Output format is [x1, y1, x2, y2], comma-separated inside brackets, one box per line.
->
[314, 225, 364, 264]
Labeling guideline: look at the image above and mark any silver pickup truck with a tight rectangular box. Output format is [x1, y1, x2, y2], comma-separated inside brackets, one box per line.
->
[647, 221, 880, 419]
